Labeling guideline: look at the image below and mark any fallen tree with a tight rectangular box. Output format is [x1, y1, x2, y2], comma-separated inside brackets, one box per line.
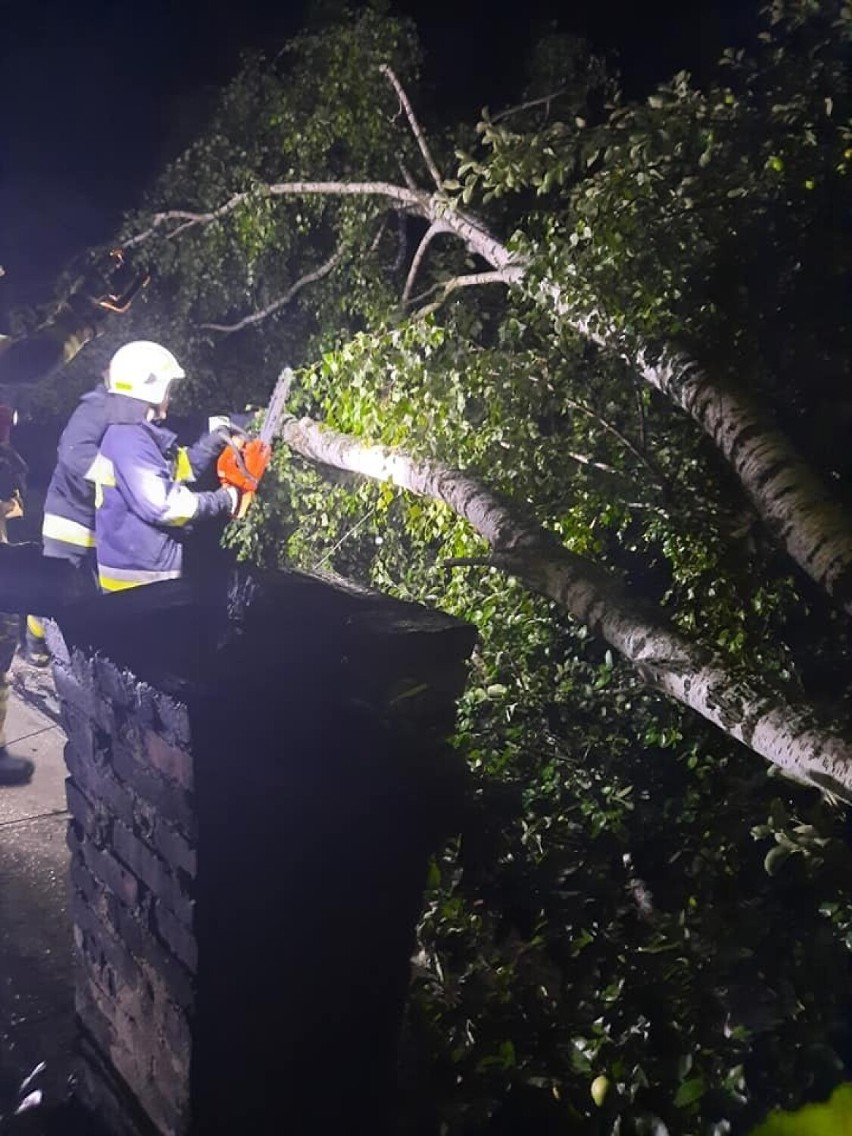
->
[278, 411, 852, 800]
[123, 39, 852, 614]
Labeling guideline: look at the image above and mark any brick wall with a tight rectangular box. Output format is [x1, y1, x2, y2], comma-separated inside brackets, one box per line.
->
[54, 638, 196, 1135]
[51, 568, 475, 1136]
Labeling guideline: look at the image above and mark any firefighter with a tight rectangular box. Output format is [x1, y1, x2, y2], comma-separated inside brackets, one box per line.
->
[0, 257, 147, 775]
[23, 375, 112, 665]
[0, 257, 137, 661]
[23, 377, 121, 665]
[90, 341, 239, 592]
[0, 404, 35, 783]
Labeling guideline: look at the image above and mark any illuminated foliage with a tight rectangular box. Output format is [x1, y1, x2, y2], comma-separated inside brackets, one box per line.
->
[57, 1, 852, 1130]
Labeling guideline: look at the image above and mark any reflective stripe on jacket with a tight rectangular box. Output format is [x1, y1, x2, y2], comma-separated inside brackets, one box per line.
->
[42, 386, 109, 563]
[93, 415, 232, 592]
[44, 388, 227, 565]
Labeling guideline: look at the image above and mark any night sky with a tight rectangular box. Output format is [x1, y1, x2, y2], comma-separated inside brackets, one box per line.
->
[0, 0, 753, 318]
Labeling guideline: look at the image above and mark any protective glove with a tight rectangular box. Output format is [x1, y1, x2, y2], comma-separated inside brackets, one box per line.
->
[213, 422, 249, 445]
[186, 422, 249, 475]
[220, 485, 240, 515]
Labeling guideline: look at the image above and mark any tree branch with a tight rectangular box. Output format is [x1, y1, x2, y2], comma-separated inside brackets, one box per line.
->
[492, 88, 568, 124]
[408, 269, 519, 311]
[563, 451, 622, 475]
[199, 249, 343, 334]
[125, 182, 427, 247]
[380, 64, 445, 190]
[402, 222, 450, 303]
[123, 172, 852, 613]
[392, 211, 408, 272]
[634, 381, 648, 453]
[563, 396, 664, 488]
[442, 556, 495, 569]
[276, 411, 852, 802]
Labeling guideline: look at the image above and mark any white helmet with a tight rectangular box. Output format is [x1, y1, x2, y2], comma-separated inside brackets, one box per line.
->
[107, 341, 185, 405]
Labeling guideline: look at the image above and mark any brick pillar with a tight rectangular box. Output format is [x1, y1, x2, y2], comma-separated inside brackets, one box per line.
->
[51, 568, 474, 1136]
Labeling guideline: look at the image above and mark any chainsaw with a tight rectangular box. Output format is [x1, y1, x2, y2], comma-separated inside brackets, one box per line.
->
[216, 368, 293, 519]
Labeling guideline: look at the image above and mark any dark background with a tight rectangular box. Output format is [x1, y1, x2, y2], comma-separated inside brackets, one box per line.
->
[0, 0, 753, 318]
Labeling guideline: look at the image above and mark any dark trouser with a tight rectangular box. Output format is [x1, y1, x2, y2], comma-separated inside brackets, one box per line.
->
[29, 548, 99, 658]
[0, 611, 20, 748]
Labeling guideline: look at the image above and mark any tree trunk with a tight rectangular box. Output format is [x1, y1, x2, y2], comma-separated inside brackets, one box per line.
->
[134, 181, 852, 612]
[279, 412, 852, 800]
[430, 207, 852, 615]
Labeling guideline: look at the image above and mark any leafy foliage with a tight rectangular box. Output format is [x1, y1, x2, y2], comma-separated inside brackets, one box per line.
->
[750, 1083, 852, 1135]
[51, 1, 852, 1130]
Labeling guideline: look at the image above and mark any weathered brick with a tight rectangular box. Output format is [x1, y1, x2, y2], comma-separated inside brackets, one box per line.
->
[152, 900, 198, 973]
[71, 888, 143, 992]
[112, 725, 196, 836]
[94, 654, 137, 711]
[55, 667, 97, 732]
[70, 853, 100, 907]
[66, 751, 136, 834]
[105, 893, 196, 1010]
[78, 947, 122, 1005]
[44, 619, 69, 665]
[121, 683, 159, 731]
[66, 779, 113, 850]
[68, 821, 141, 910]
[75, 974, 118, 1057]
[65, 778, 93, 829]
[71, 831, 196, 1008]
[155, 691, 191, 748]
[159, 997, 191, 1057]
[150, 1042, 191, 1110]
[152, 818, 196, 878]
[143, 729, 193, 792]
[62, 703, 95, 762]
[70, 648, 96, 688]
[55, 659, 115, 732]
[112, 820, 194, 925]
[109, 1044, 181, 1136]
[94, 846, 141, 911]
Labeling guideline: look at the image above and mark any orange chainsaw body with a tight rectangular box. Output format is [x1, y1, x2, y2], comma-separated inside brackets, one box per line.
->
[217, 437, 272, 518]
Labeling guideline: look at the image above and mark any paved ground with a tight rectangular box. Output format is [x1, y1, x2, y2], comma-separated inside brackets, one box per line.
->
[0, 661, 74, 1120]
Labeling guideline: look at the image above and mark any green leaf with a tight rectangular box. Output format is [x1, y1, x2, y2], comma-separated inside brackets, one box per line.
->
[674, 1077, 706, 1107]
[764, 844, 793, 875]
[750, 1084, 852, 1134]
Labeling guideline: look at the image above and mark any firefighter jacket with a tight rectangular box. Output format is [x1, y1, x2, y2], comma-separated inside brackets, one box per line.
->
[91, 405, 234, 592]
[42, 385, 111, 564]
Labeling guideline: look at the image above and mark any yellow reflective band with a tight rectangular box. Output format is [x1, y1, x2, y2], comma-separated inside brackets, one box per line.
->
[26, 615, 46, 639]
[42, 513, 96, 548]
[84, 453, 116, 486]
[98, 565, 181, 591]
[99, 575, 142, 593]
[174, 447, 194, 483]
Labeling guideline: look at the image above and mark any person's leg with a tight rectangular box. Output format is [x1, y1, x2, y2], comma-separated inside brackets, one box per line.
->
[0, 612, 34, 784]
[23, 614, 50, 667]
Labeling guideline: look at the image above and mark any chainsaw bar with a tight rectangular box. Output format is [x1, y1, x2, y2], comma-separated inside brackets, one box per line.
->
[258, 368, 293, 446]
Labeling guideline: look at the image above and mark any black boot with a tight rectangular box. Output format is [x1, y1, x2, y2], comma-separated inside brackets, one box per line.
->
[0, 748, 35, 785]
